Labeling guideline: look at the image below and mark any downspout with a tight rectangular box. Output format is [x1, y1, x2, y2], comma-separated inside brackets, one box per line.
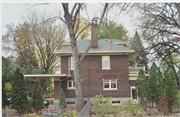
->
[60, 51, 70, 91]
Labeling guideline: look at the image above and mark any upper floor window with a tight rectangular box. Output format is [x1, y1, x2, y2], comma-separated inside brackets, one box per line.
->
[67, 80, 75, 89]
[103, 79, 117, 90]
[102, 56, 110, 69]
[71, 56, 74, 70]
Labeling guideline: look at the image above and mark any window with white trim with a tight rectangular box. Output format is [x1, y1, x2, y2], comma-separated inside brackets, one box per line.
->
[102, 56, 110, 69]
[67, 80, 75, 89]
[103, 79, 117, 90]
[71, 57, 74, 70]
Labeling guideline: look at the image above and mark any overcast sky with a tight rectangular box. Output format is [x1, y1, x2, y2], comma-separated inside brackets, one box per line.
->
[2, 3, 139, 37]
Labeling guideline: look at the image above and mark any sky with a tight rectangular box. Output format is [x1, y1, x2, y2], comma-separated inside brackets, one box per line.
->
[1, 3, 138, 36]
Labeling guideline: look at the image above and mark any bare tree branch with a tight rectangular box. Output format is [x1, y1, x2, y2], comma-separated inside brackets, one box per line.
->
[75, 24, 90, 39]
[79, 3, 108, 64]
[71, 3, 78, 15]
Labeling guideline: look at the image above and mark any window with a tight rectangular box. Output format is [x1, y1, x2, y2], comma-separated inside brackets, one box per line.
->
[67, 80, 75, 89]
[67, 101, 75, 104]
[131, 87, 137, 99]
[103, 79, 117, 90]
[112, 101, 121, 105]
[102, 56, 110, 69]
[71, 57, 74, 70]
[132, 88, 137, 99]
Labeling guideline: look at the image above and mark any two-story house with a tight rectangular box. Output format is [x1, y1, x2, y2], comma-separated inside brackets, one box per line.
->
[24, 23, 149, 107]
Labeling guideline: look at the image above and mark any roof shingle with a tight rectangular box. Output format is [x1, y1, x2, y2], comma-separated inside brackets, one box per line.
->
[57, 39, 133, 51]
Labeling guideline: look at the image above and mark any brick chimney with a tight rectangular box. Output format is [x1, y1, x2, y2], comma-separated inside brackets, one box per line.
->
[91, 20, 98, 48]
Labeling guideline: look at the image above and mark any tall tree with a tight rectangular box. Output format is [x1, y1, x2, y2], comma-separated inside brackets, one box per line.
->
[149, 62, 158, 106]
[137, 3, 180, 77]
[23, 10, 66, 74]
[60, 3, 108, 111]
[164, 65, 178, 112]
[11, 66, 29, 116]
[98, 20, 128, 41]
[135, 69, 146, 106]
[129, 31, 149, 72]
[149, 62, 164, 107]
[3, 22, 39, 73]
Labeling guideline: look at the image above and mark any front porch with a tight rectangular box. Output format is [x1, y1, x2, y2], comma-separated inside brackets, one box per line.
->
[24, 74, 70, 98]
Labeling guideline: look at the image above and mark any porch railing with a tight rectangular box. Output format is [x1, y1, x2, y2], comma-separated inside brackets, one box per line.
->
[129, 66, 145, 74]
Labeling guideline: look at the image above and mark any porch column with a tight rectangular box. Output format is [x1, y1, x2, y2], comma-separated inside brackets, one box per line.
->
[54, 81, 60, 99]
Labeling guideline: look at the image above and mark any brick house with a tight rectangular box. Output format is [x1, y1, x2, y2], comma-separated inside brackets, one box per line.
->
[24, 23, 149, 106]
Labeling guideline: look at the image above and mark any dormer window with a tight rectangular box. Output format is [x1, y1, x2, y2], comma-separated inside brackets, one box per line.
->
[102, 56, 110, 70]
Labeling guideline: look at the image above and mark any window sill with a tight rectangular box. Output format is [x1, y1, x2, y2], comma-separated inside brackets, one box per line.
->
[103, 88, 118, 91]
[67, 88, 75, 90]
[102, 69, 111, 70]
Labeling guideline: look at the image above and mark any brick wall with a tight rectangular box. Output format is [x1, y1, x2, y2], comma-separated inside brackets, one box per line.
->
[54, 55, 130, 99]
[129, 80, 136, 86]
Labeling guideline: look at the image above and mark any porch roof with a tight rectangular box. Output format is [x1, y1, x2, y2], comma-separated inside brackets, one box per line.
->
[24, 74, 70, 81]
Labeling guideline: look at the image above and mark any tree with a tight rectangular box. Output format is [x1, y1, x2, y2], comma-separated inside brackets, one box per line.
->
[164, 65, 178, 112]
[59, 89, 67, 108]
[129, 31, 149, 72]
[11, 66, 29, 116]
[23, 10, 66, 74]
[32, 81, 44, 114]
[149, 62, 158, 106]
[137, 3, 180, 78]
[135, 69, 146, 106]
[98, 20, 128, 41]
[2, 22, 39, 73]
[2, 78, 8, 109]
[2, 56, 14, 83]
[60, 3, 108, 111]
[148, 62, 164, 108]
[36, 86, 44, 114]
[32, 68, 52, 95]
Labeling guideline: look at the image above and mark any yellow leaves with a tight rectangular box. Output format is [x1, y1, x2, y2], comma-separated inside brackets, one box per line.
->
[5, 83, 11, 90]
[5, 106, 9, 116]
[74, 16, 90, 40]
[157, 81, 159, 86]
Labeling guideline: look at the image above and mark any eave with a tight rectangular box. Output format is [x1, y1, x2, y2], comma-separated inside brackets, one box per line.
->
[24, 74, 70, 81]
[129, 74, 149, 80]
[54, 50, 135, 56]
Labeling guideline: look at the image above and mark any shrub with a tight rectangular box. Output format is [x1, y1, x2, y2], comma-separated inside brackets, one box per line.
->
[113, 108, 121, 116]
[91, 94, 112, 116]
[11, 66, 29, 116]
[159, 95, 169, 115]
[60, 110, 79, 117]
[173, 97, 180, 109]
[59, 89, 67, 108]
[126, 99, 140, 116]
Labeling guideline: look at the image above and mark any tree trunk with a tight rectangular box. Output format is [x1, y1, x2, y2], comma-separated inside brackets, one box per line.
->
[70, 34, 84, 112]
